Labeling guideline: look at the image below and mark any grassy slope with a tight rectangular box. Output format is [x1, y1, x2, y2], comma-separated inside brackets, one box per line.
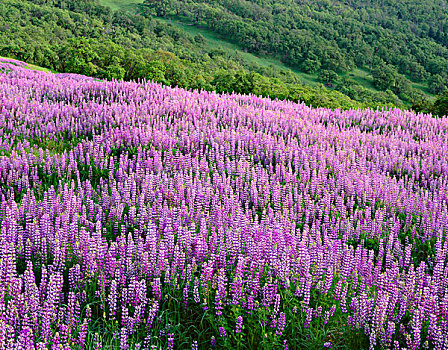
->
[343, 67, 434, 97]
[342, 68, 377, 92]
[167, 17, 434, 99]
[156, 17, 320, 85]
[98, 0, 144, 11]
[99, 0, 321, 86]
[27, 63, 53, 73]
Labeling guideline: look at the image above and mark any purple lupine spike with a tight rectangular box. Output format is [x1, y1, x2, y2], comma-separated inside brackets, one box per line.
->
[219, 327, 227, 338]
[120, 328, 129, 350]
[275, 312, 286, 336]
[235, 316, 243, 334]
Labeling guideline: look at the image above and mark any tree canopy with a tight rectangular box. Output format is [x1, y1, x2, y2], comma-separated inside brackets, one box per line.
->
[142, 0, 448, 101]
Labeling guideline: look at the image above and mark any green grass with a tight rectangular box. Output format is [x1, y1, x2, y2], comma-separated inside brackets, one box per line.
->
[27, 62, 53, 73]
[98, 0, 143, 11]
[411, 80, 434, 96]
[342, 68, 378, 92]
[97, 0, 319, 85]
[0, 56, 53, 73]
[156, 16, 321, 86]
[86, 2, 437, 105]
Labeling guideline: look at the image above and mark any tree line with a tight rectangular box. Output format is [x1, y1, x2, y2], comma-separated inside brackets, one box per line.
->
[142, 0, 448, 106]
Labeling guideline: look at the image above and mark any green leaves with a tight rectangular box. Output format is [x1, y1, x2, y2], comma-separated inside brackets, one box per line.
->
[372, 62, 397, 91]
[58, 37, 100, 76]
[433, 90, 448, 117]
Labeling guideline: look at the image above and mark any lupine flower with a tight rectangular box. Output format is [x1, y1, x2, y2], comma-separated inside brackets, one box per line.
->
[275, 312, 286, 336]
[120, 328, 129, 350]
[235, 316, 243, 333]
[167, 333, 174, 350]
[219, 327, 227, 338]
[193, 278, 201, 304]
[94, 333, 102, 349]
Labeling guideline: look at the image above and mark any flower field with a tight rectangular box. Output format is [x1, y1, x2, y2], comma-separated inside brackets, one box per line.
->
[0, 61, 447, 349]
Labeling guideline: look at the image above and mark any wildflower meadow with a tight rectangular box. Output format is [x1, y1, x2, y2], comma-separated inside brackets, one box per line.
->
[0, 60, 447, 349]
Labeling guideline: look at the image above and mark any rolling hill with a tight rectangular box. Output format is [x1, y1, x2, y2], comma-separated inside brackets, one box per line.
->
[0, 0, 430, 111]
[100, 0, 439, 106]
[2, 0, 448, 113]
[139, 0, 448, 106]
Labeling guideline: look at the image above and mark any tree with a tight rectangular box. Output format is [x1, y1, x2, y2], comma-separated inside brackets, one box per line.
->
[194, 34, 206, 46]
[31, 44, 56, 69]
[433, 91, 448, 117]
[301, 58, 321, 74]
[408, 61, 427, 81]
[232, 71, 255, 95]
[428, 74, 447, 95]
[143, 0, 173, 17]
[393, 75, 412, 98]
[101, 56, 125, 80]
[372, 62, 397, 91]
[212, 70, 234, 93]
[411, 94, 433, 114]
[57, 37, 99, 76]
[319, 70, 339, 86]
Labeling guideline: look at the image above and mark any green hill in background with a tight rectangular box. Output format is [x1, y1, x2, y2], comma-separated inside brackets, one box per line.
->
[1, 0, 447, 113]
[140, 0, 448, 96]
[100, 0, 432, 107]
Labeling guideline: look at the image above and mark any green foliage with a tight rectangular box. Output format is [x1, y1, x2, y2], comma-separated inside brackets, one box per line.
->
[428, 74, 447, 95]
[319, 70, 339, 87]
[58, 37, 100, 76]
[141, 0, 448, 105]
[372, 62, 397, 91]
[0, 0, 376, 111]
[144, 0, 173, 17]
[411, 95, 434, 115]
[193, 33, 206, 45]
[433, 91, 448, 117]
[1, 0, 444, 112]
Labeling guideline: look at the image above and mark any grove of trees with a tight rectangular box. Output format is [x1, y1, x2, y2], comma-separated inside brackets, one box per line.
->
[142, 0, 448, 104]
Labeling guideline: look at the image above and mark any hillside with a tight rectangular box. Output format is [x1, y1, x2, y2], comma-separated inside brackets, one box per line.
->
[1, 58, 448, 349]
[140, 0, 448, 106]
[99, 0, 144, 11]
[98, 0, 330, 85]
[2, 0, 429, 111]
